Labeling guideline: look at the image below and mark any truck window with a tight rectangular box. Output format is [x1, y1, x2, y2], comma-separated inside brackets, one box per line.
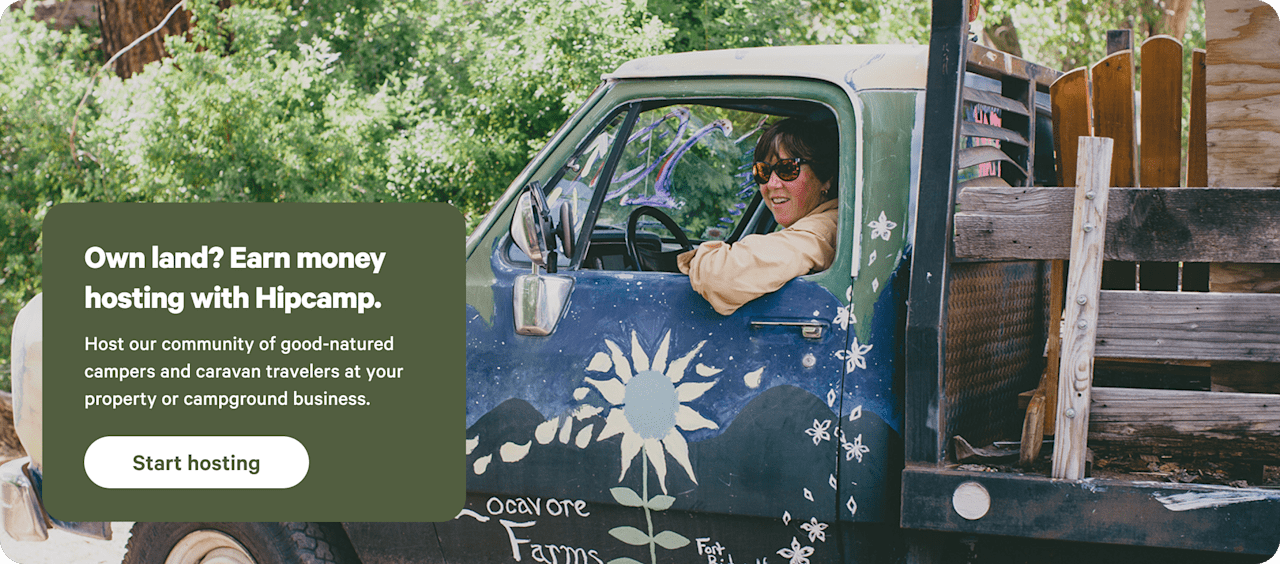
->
[541, 101, 838, 272]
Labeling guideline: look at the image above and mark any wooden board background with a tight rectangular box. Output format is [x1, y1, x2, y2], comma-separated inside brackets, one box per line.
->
[1206, 0, 1280, 188]
[1206, 0, 1280, 392]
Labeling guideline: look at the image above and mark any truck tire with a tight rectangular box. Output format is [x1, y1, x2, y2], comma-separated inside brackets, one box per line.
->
[122, 522, 356, 564]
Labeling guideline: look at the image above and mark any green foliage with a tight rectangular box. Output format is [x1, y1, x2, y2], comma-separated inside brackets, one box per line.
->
[0, 0, 1214, 369]
[0, 0, 673, 360]
[0, 5, 102, 354]
[977, 0, 1206, 72]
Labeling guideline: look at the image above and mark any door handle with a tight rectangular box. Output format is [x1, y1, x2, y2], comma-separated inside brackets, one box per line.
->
[749, 319, 826, 340]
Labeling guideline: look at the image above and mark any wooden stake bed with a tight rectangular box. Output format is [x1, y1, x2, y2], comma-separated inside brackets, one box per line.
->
[902, 1, 1280, 555]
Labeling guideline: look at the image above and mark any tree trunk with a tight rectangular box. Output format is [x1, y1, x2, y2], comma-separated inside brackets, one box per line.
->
[97, 0, 193, 78]
[1163, 0, 1196, 41]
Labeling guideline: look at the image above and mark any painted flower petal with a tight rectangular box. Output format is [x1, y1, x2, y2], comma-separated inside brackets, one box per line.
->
[651, 330, 672, 374]
[605, 339, 633, 383]
[695, 363, 722, 377]
[675, 380, 717, 402]
[597, 408, 631, 441]
[573, 404, 603, 420]
[665, 340, 706, 383]
[575, 424, 595, 448]
[630, 331, 650, 373]
[618, 431, 644, 481]
[662, 427, 697, 484]
[535, 418, 560, 444]
[675, 404, 719, 431]
[558, 417, 574, 444]
[500, 441, 531, 462]
[585, 377, 626, 405]
[644, 438, 669, 493]
[586, 352, 612, 372]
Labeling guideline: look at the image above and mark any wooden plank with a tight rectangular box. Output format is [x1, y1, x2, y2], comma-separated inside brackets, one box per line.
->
[1209, 262, 1280, 293]
[1211, 361, 1280, 393]
[1187, 48, 1208, 188]
[1020, 260, 1066, 464]
[958, 176, 1012, 190]
[1203, 0, 1280, 449]
[1094, 290, 1280, 362]
[1043, 259, 1065, 435]
[1052, 136, 1113, 481]
[1050, 68, 1091, 187]
[1206, 0, 1280, 189]
[954, 186, 1280, 262]
[1140, 36, 1183, 189]
[1088, 387, 1280, 460]
[966, 42, 1062, 89]
[1092, 50, 1139, 189]
[1137, 36, 1184, 293]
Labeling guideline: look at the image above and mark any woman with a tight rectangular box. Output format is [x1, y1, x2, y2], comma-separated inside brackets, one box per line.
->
[677, 118, 839, 315]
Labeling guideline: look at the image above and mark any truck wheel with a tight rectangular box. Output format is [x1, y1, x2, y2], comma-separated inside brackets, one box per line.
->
[122, 522, 355, 564]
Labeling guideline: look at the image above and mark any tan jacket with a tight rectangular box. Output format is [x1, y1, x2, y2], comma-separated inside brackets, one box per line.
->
[678, 199, 838, 315]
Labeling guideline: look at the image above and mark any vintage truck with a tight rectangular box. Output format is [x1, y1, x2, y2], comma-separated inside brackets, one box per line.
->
[5, 1, 1280, 563]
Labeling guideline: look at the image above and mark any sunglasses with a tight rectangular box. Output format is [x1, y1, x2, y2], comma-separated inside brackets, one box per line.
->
[752, 157, 812, 185]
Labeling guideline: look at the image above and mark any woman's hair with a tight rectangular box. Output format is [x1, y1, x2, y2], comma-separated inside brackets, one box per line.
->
[754, 117, 840, 190]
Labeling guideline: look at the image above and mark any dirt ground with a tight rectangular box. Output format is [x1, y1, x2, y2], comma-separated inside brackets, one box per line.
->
[0, 522, 130, 564]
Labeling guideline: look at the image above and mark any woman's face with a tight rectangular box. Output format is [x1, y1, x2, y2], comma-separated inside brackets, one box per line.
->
[758, 148, 831, 228]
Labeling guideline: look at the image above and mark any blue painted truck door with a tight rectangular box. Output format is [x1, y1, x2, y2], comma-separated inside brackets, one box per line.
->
[456, 91, 879, 564]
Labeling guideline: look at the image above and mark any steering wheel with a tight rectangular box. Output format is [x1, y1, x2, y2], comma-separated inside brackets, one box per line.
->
[625, 206, 693, 272]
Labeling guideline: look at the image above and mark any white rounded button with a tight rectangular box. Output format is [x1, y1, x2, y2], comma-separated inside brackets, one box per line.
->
[84, 436, 308, 489]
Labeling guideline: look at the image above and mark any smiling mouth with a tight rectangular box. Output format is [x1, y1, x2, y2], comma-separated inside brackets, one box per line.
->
[771, 198, 790, 205]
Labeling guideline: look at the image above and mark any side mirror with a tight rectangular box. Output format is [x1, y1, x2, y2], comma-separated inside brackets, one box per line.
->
[510, 182, 575, 336]
[511, 182, 555, 269]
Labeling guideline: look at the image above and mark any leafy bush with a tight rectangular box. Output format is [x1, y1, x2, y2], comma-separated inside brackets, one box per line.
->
[0, 0, 1204, 368]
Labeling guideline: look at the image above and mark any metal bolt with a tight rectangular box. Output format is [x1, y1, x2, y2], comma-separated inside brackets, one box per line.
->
[1083, 224, 1094, 233]
[1077, 319, 1088, 329]
[1065, 408, 1077, 419]
[802, 353, 817, 368]
[1076, 294, 1088, 305]
[1085, 191, 1096, 200]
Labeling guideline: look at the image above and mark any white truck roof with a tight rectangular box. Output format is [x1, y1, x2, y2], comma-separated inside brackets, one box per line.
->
[606, 44, 930, 91]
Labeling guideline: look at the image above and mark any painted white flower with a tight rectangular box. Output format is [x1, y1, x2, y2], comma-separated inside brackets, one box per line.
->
[832, 304, 855, 331]
[826, 388, 838, 409]
[778, 537, 814, 564]
[801, 517, 828, 543]
[843, 433, 871, 463]
[833, 287, 856, 331]
[869, 211, 897, 241]
[805, 419, 832, 446]
[835, 338, 874, 372]
[588, 330, 718, 493]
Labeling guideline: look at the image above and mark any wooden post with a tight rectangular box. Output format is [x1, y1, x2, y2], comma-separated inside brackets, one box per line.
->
[1091, 48, 1138, 291]
[1187, 48, 1208, 189]
[1051, 136, 1113, 480]
[1183, 48, 1210, 291]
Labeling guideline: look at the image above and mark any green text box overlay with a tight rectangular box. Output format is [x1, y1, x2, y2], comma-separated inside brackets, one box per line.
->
[43, 203, 462, 521]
